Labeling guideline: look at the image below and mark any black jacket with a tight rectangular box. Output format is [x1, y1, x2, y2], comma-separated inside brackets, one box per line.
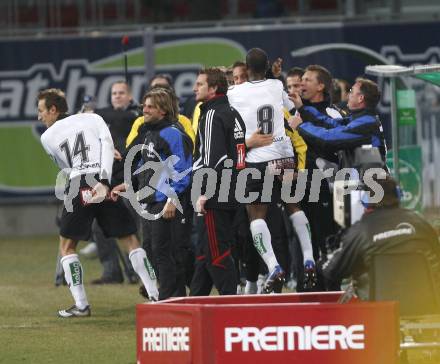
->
[129, 119, 192, 204]
[95, 101, 141, 185]
[300, 98, 342, 167]
[321, 206, 440, 299]
[193, 95, 246, 209]
[95, 101, 141, 153]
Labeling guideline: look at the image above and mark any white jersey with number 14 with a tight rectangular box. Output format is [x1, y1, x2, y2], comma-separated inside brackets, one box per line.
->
[228, 79, 295, 163]
[40, 113, 115, 182]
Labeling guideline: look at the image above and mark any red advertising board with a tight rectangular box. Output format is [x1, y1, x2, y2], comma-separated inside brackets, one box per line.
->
[137, 293, 399, 364]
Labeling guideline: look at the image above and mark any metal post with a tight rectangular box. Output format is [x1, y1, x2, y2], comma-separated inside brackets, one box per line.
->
[37, 0, 46, 29]
[390, 77, 399, 185]
[344, 0, 356, 17]
[298, 0, 308, 15]
[13, 0, 19, 29]
[143, 27, 155, 84]
[391, 0, 401, 15]
[78, 0, 85, 27]
[228, 0, 238, 18]
[133, 0, 140, 23]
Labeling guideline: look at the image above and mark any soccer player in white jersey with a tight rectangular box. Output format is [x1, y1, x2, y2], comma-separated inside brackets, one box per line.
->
[228, 48, 317, 293]
[38, 89, 158, 318]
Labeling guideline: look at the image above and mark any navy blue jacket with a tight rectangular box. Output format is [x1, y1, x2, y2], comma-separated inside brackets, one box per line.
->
[297, 106, 387, 163]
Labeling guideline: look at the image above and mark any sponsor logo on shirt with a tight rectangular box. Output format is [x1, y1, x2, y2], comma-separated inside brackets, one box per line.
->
[234, 119, 244, 139]
[236, 143, 246, 170]
[144, 142, 156, 158]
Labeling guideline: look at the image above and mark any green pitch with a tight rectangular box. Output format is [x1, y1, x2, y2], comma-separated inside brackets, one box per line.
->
[0, 236, 435, 363]
[0, 236, 143, 364]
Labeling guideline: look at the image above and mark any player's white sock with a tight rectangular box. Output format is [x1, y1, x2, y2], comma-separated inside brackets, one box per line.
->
[250, 219, 279, 272]
[129, 248, 159, 300]
[256, 274, 267, 294]
[289, 210, 315, 264]
[236, 284, 243, 295]
[245, 280, 258, 295]
[61, 254, 89, 310]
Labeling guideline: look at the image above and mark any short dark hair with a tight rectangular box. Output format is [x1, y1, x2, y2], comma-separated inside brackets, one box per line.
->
[199, 67, 228, 95]
[332, 79, 342, 104]
[286, 67, 304, 79]
[372, 174, 400, 208]
[356, 77, 381, 110]
[232, 61, 246, 70]
[246, 48, 269, 75]
[149, 74, 174, 89]
[337, 79, 351, 94]
[111, 80, 131, 93]
[305, 64, 333, 101]
[37, 88, 68, 115]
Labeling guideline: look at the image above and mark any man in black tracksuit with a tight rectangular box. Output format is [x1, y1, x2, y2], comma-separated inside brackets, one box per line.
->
[190, 67, 246, 296]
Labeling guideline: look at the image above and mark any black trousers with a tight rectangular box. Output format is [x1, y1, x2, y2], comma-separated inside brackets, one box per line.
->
[143, 201, 188, 300]
[190, 209, 237, 296]
[299, 180, 339, 291]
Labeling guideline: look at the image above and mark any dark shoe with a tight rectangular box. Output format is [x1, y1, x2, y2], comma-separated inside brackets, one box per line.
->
[91, 276, 123, 285]
[139, 285, 148, 299]
[303, 260, 318, 290]
[127, 274, 139, 284]
[55, 274, 67, 287]
[58, 305, 91, 318]
[263, 265, 285, 294]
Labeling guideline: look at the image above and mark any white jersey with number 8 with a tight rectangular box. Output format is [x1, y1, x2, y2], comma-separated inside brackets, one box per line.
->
[228, 79, 294, 163]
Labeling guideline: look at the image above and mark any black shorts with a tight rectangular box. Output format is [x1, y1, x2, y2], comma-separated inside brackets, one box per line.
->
[243, 161, 287, 204]
[60, 182, 137, 241]
[244, 159, 301, 205]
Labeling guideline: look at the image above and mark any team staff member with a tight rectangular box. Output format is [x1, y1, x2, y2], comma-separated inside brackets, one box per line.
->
[126, 84, 196, 296]
[190, 67, 247, 296]
[113, 88, 193, 300]
[291, 78, 387, 292]
[38, 88, 158, 318]
[290, 77, 387, 163]
[286, 67, 304, 103]
[287, 65, 343, 291]
[95, 81, 141, 157]
[126, 85, 195, 149]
